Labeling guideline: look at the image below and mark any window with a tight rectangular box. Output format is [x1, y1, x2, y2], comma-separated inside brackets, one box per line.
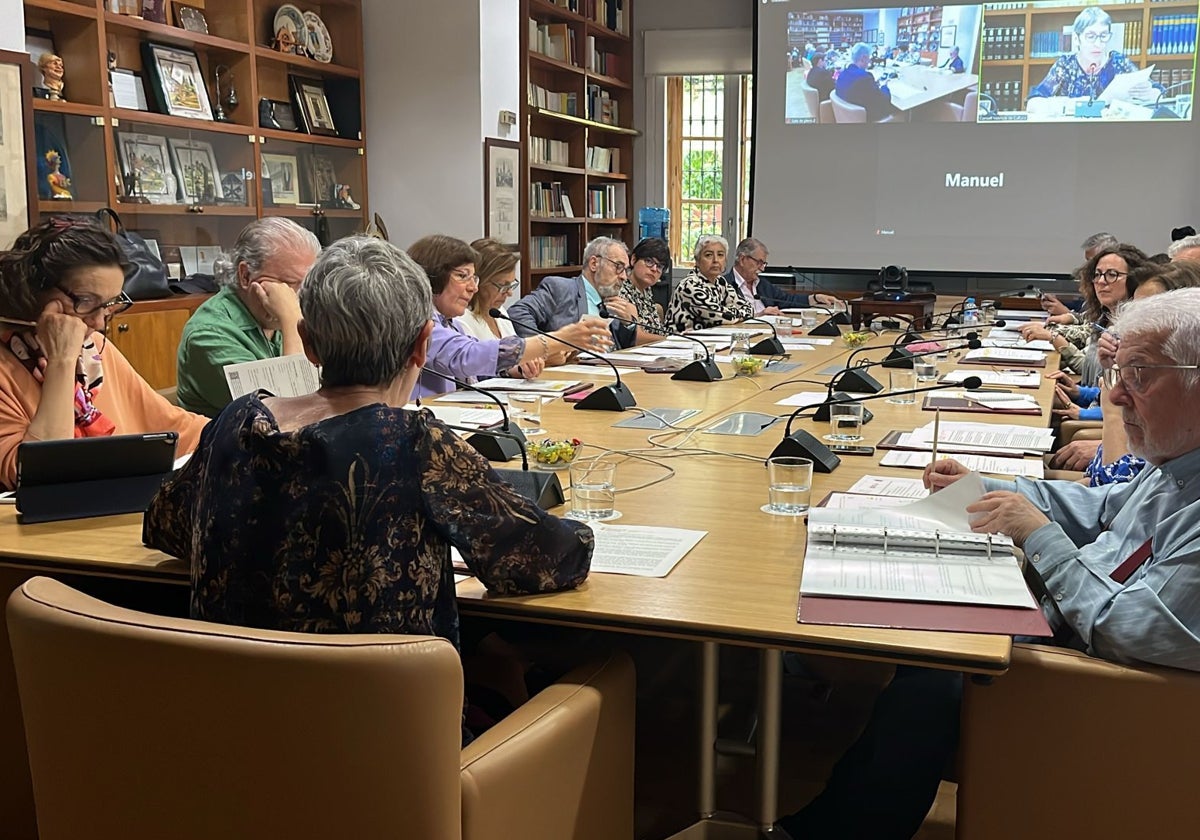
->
[666, 74, 754, 267]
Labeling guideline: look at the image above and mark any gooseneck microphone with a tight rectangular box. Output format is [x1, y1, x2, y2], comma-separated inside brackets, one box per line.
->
[491, 309, 636, 411]
[831, 337, 982, 396]
[769, 376, 984, 470]
[419, 367, 525, 462]
[802, 305, 852, 337]
[605, 313, 722, 381]
[739, 315, 786, 355]
[938, 285, 1034, 327]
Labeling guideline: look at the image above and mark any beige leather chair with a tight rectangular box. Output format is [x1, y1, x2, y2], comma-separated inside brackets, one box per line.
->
[8, 577, 635, 840]
[829, 91, 867, 123]
[957, 643, 1200, 839]
[799, 79, 822, 123]
[819, 99, 834, 124]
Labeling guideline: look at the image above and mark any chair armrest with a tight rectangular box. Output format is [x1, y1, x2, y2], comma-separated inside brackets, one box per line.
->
[1059, 419, 1102, 445]
[957, 644, 1200, 839]
[460, 649, 635, 840]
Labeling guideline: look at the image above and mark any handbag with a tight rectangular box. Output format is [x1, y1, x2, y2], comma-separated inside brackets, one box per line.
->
[94, 207, 171, 300]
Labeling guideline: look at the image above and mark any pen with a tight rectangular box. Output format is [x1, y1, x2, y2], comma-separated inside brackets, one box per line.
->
[931, 408, 940, 464]
[0, 316, 37, 328]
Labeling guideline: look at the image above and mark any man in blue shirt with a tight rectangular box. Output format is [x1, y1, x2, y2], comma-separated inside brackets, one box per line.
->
[777, 287, 1200, 839]
[835, 42, 893, 122]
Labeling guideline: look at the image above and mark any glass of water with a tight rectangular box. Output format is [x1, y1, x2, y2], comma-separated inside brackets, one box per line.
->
[730, 330, 754, 356]
[827, 401, 865, 442]
[764, 456, 813, 516]
[509, 393, 546, 435]
[568, 458, 617, 521]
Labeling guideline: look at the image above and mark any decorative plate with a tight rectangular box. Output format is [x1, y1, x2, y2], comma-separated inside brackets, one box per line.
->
[272, 4, 306, 54]
[302, 10, 334, 63]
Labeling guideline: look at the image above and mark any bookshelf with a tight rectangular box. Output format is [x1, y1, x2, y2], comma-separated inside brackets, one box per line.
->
[520, 0, 637, 292]
[981, 1, 1195, 112]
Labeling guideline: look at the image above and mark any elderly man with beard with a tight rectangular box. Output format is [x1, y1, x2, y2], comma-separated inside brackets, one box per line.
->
[507, 237, 657, 348]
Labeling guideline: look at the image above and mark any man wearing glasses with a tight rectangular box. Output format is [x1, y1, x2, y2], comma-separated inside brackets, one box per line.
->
[725, 237, 842, 316]
[176, 219, 320, 417]
[508, 236, 658, 349]
[778, 287, 1200, 839]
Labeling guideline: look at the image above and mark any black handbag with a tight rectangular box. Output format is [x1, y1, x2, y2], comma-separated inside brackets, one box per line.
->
[94, 207, 171, 300]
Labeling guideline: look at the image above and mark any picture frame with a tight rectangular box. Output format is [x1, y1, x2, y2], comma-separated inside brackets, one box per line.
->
[303, 151, 337, 205]
[141, 0, 168, 25]
[141, 42, 214, 121]
[219, 170, 248, 206]
[261, 152, 299, 205]
[167, 136, 223, 204]
[940, 25, 956, 50]
[0, 49, 36, 248]
[483, 138, 519, 248]
[171, 2, 209, 34]
[116, 131, 177, 204]
[110, 69, 149, 111]
[288, 76, 338, 136]
[258, 98, 299, 132]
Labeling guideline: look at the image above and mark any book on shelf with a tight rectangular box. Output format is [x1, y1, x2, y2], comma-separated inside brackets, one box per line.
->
[530, 180, 572, 217]
[531, 135, 571, 166]
[585, 84, 619, 125]
[586, 182, 626, 219]
[528, 83, 578, 116]
[586, 145, 621, 172]
[530, 234, 569, 269]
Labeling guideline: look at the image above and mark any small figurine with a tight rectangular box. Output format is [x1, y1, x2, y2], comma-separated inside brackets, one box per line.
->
[38, 53, 65, 101]
[335, 184, 360, 210]
[45, 151, 73, 199]
[107, 51, 117, 108]
[273, 27, 300, 55]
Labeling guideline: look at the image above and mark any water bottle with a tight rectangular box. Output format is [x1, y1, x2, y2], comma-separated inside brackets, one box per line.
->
[962, 297, 979, 330]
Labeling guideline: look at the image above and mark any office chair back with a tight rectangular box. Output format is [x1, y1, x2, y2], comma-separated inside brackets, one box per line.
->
[960, 89, 979, 122]
[830, 91, 867, 123]
[799, 79, 821, 122]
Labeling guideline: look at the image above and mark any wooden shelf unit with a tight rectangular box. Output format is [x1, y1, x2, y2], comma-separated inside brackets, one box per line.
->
[520, 0, 637, 292]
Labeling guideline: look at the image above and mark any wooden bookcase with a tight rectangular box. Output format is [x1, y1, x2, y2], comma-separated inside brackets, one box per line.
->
[519, 0, 637, 292]
[21, 0, 367, 382]
[981, 1, 1195, 111]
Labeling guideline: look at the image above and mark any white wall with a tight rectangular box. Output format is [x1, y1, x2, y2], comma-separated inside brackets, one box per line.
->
[480, 0, 520, 142]
[362, 0, 485, 245]
[1, 0, 24, 52]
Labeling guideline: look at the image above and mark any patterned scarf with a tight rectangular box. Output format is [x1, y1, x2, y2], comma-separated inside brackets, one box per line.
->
[2, 328, 115, 437]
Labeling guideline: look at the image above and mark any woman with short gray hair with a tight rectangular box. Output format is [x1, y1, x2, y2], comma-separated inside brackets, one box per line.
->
[666, 233, 750, 331]
[146, 236, 592, 748]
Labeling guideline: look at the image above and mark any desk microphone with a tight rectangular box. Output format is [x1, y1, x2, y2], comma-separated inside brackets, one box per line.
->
[938, 285, 1035, 327]
[439, 423, 565, 509]
[740, 314, 786, 355]
[830, 336, 980, 395]
[419, 367, 525, 462]
[491, 309, 636, 410]
[606, 313, 721, 381]
[769, 376, 984, 470]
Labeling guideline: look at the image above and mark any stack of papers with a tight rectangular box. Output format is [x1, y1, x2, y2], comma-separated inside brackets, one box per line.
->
[907, 420, 1055, 453]
[847, 475, 930, 498]
[942, 369, 1042, 388]
[774, 391, 829, 408]
[981, 337, 1054, 351]
[994, 309, 1045, 322]
[933, 390, 1043, 411]
[473, 378, 582, 393]
[964, 347, 1047, 366]
[879, 449, 1045, 478]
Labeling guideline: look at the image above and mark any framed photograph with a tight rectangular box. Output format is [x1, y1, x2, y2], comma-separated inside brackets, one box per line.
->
[940, 25, 957, 50]
[110, 69, 148, 111]
[304, 152, 337, 205]
[219, 170, 247, 205]
[171, 2, 209, 34]
[258, 98, 299, 132]
[141, 42, 213, 121]
[0, 49, 35, 248]
[261, 152, 299, 205]
[484, 138, 519, 248]
[167, 137, 223, 203]
[116, 131, 177, 204]
[289, 76, 337, 136]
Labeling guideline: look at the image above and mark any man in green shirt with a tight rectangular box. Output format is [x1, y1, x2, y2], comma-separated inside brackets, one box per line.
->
[176, 218, 320, 417]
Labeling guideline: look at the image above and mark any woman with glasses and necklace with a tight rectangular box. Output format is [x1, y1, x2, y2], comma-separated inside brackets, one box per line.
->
[0, 217, 207, 489]
[1027, 7, 1160, 116]
[409, 235, 611, 399]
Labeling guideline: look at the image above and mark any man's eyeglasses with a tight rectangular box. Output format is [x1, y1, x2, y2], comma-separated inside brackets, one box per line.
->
[1092, 269, 1128, 285]
[448, 269, 479, 287]
[744, 255, 768, 269]
[603, 257, 629, 277]
[56, 286, 134, 318]
[1103, 362, 1200, 392]
[1081, 30, 1113, 44]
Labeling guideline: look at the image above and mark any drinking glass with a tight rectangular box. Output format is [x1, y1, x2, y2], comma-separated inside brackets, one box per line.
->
[887, 368, 917, 404]
[827, 401, 865, 442]
[730, 330, 753, 355]
[914, 360, 939, 382]
[801, 310, 819, 330]
[509, 393, 546, 435]
[980, 300, 996, 324]
[568, 458, 617, 521]
[764, 456, 813, 516]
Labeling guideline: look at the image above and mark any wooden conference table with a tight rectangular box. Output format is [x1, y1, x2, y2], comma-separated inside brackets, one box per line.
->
[0, 309, 1059, 840]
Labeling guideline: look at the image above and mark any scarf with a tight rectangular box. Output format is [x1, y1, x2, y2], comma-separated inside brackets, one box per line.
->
[2, 328, 116, 437]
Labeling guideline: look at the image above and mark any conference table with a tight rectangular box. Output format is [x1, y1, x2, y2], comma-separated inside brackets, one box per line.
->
[871, 63, 979, 114]
[0, 306, 1061, 840]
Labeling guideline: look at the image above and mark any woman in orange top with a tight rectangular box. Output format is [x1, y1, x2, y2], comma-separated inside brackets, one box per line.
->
[0, 217, 207, 489]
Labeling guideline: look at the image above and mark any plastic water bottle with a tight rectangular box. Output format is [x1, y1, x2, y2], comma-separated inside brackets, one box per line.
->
[962, 297, 979, 330]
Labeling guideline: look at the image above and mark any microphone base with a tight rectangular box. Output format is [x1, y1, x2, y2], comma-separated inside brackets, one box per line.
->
[831, 368, 884, 394]
[467, 426, 526, 462]
[882, 347, 916, 369]
[671, 358, 723, 382]
[748, 336, 786, 355]
[808, 318, 842, 337]
[831, 311, 852, 326]
[813, 393, 877, 424]
[494, 469, 565, 509]
[769, 430, 841, 473]
[573, 381, 638, 411]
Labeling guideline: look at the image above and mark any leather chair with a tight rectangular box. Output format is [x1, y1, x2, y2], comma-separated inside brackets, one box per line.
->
[957, 643, 1200, 839]
[829, 91, 867, 123]
[7, 577, 635, 840]
[798, 79, 822, 123]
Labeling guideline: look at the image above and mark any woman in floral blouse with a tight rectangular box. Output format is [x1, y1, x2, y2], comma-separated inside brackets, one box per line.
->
[619, 236, 671, 335]
[145, 235, 592, 658]
[666, 234, 751, 332]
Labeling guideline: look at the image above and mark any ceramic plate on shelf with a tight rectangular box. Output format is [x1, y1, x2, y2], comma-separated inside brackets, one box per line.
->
[302, 10, 334, 63]
[272, 4, 306, 54]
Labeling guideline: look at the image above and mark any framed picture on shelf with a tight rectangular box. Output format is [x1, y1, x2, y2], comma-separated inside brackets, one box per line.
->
[141, 0, 168, 24]
[483, 138, 519, 248]
[261, 152, 299, 205]
[0, 49, 35, 247]
[167, 137, 223, 204]
[117, 131, 177, 204]
[141, 42, 214, 121]
[289, 76, 338, 136]
[172, 3, 209, 35]
[219, 170, 247, 205]
[303, 152, 337, 205]
[258, 98, 299, 132]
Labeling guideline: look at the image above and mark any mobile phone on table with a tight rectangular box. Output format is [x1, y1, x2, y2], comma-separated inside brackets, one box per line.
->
[828, 444, 875, 455]
[563, 384, 596, 402]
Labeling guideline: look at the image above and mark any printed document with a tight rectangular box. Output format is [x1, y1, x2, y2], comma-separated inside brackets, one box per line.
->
[224, 355, 320, 399]
[587, 524, 707, 577]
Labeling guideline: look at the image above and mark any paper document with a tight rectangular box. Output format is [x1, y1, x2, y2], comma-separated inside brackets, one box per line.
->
[434, 391, 508, 405]
[981, 338, 1054, 351]
[774, 391, 831, 408]
[224, 355, 320, 399]
[423, 406, 504, 429]
[879, 449, 1044, 478]
[550, 364, 640, 377]
[911, 421, 1054, 452]
[994, 309, 1045, 321]
[942, 369, 1041, 388]
[473, 378, 581, 393]
[1099, 64, 1155, 102]
[821, 492, 917, 510]
[782, 336, 834, 346]
[933, 390, 1042, 411]
[587, 523, 706, 577]
[847, 475, 930, 498]
[965, 348, 1046, 364]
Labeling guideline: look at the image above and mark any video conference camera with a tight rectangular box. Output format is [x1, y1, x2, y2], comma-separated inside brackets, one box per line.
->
[874, 264, 910, 301]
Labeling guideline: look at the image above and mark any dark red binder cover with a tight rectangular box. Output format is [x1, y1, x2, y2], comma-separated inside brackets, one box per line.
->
[797, 594, 1053, 636]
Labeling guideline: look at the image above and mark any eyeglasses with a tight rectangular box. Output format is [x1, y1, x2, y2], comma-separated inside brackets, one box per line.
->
[602, 257, 629, 277]
[638, 258, 665, 273]
[55, 285, 134, 318]
[743, 256, 768, 269]
[487, 279, 519, 293]
[1092, 269, 1128, 285]
[448, 269, 479, 288]
[1103, 362, 1200, 392]
[1080, 30, 1113, 44]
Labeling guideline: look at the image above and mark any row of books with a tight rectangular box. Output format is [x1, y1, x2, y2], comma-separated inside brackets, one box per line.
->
[586, 145, 621, 173]
[981, 79, 1025, 113]
[528, 82, 578, 116]
[986, 0, 1147, 7]
[586, 36, 619, 76]
[530, 135, 570, 167]
[585, 84, 619, 125]
[982, 26, 1026, 60]
[540, 0, 627, 35]
[585, 183, 627, 220]
[1150, 66, 1194, 92]
[530, 21, 577, 64]
[1147, 14, 1198, 55]
[529, 234, 570, 269]
[531, 180, 576, 218]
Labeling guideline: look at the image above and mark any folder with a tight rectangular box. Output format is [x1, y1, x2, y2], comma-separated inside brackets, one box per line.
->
[797, 594, 1053, 636]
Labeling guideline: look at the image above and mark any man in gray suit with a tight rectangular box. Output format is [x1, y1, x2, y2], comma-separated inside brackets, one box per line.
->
[508, 237, 658, 348]
[725, 237, 843, 316]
